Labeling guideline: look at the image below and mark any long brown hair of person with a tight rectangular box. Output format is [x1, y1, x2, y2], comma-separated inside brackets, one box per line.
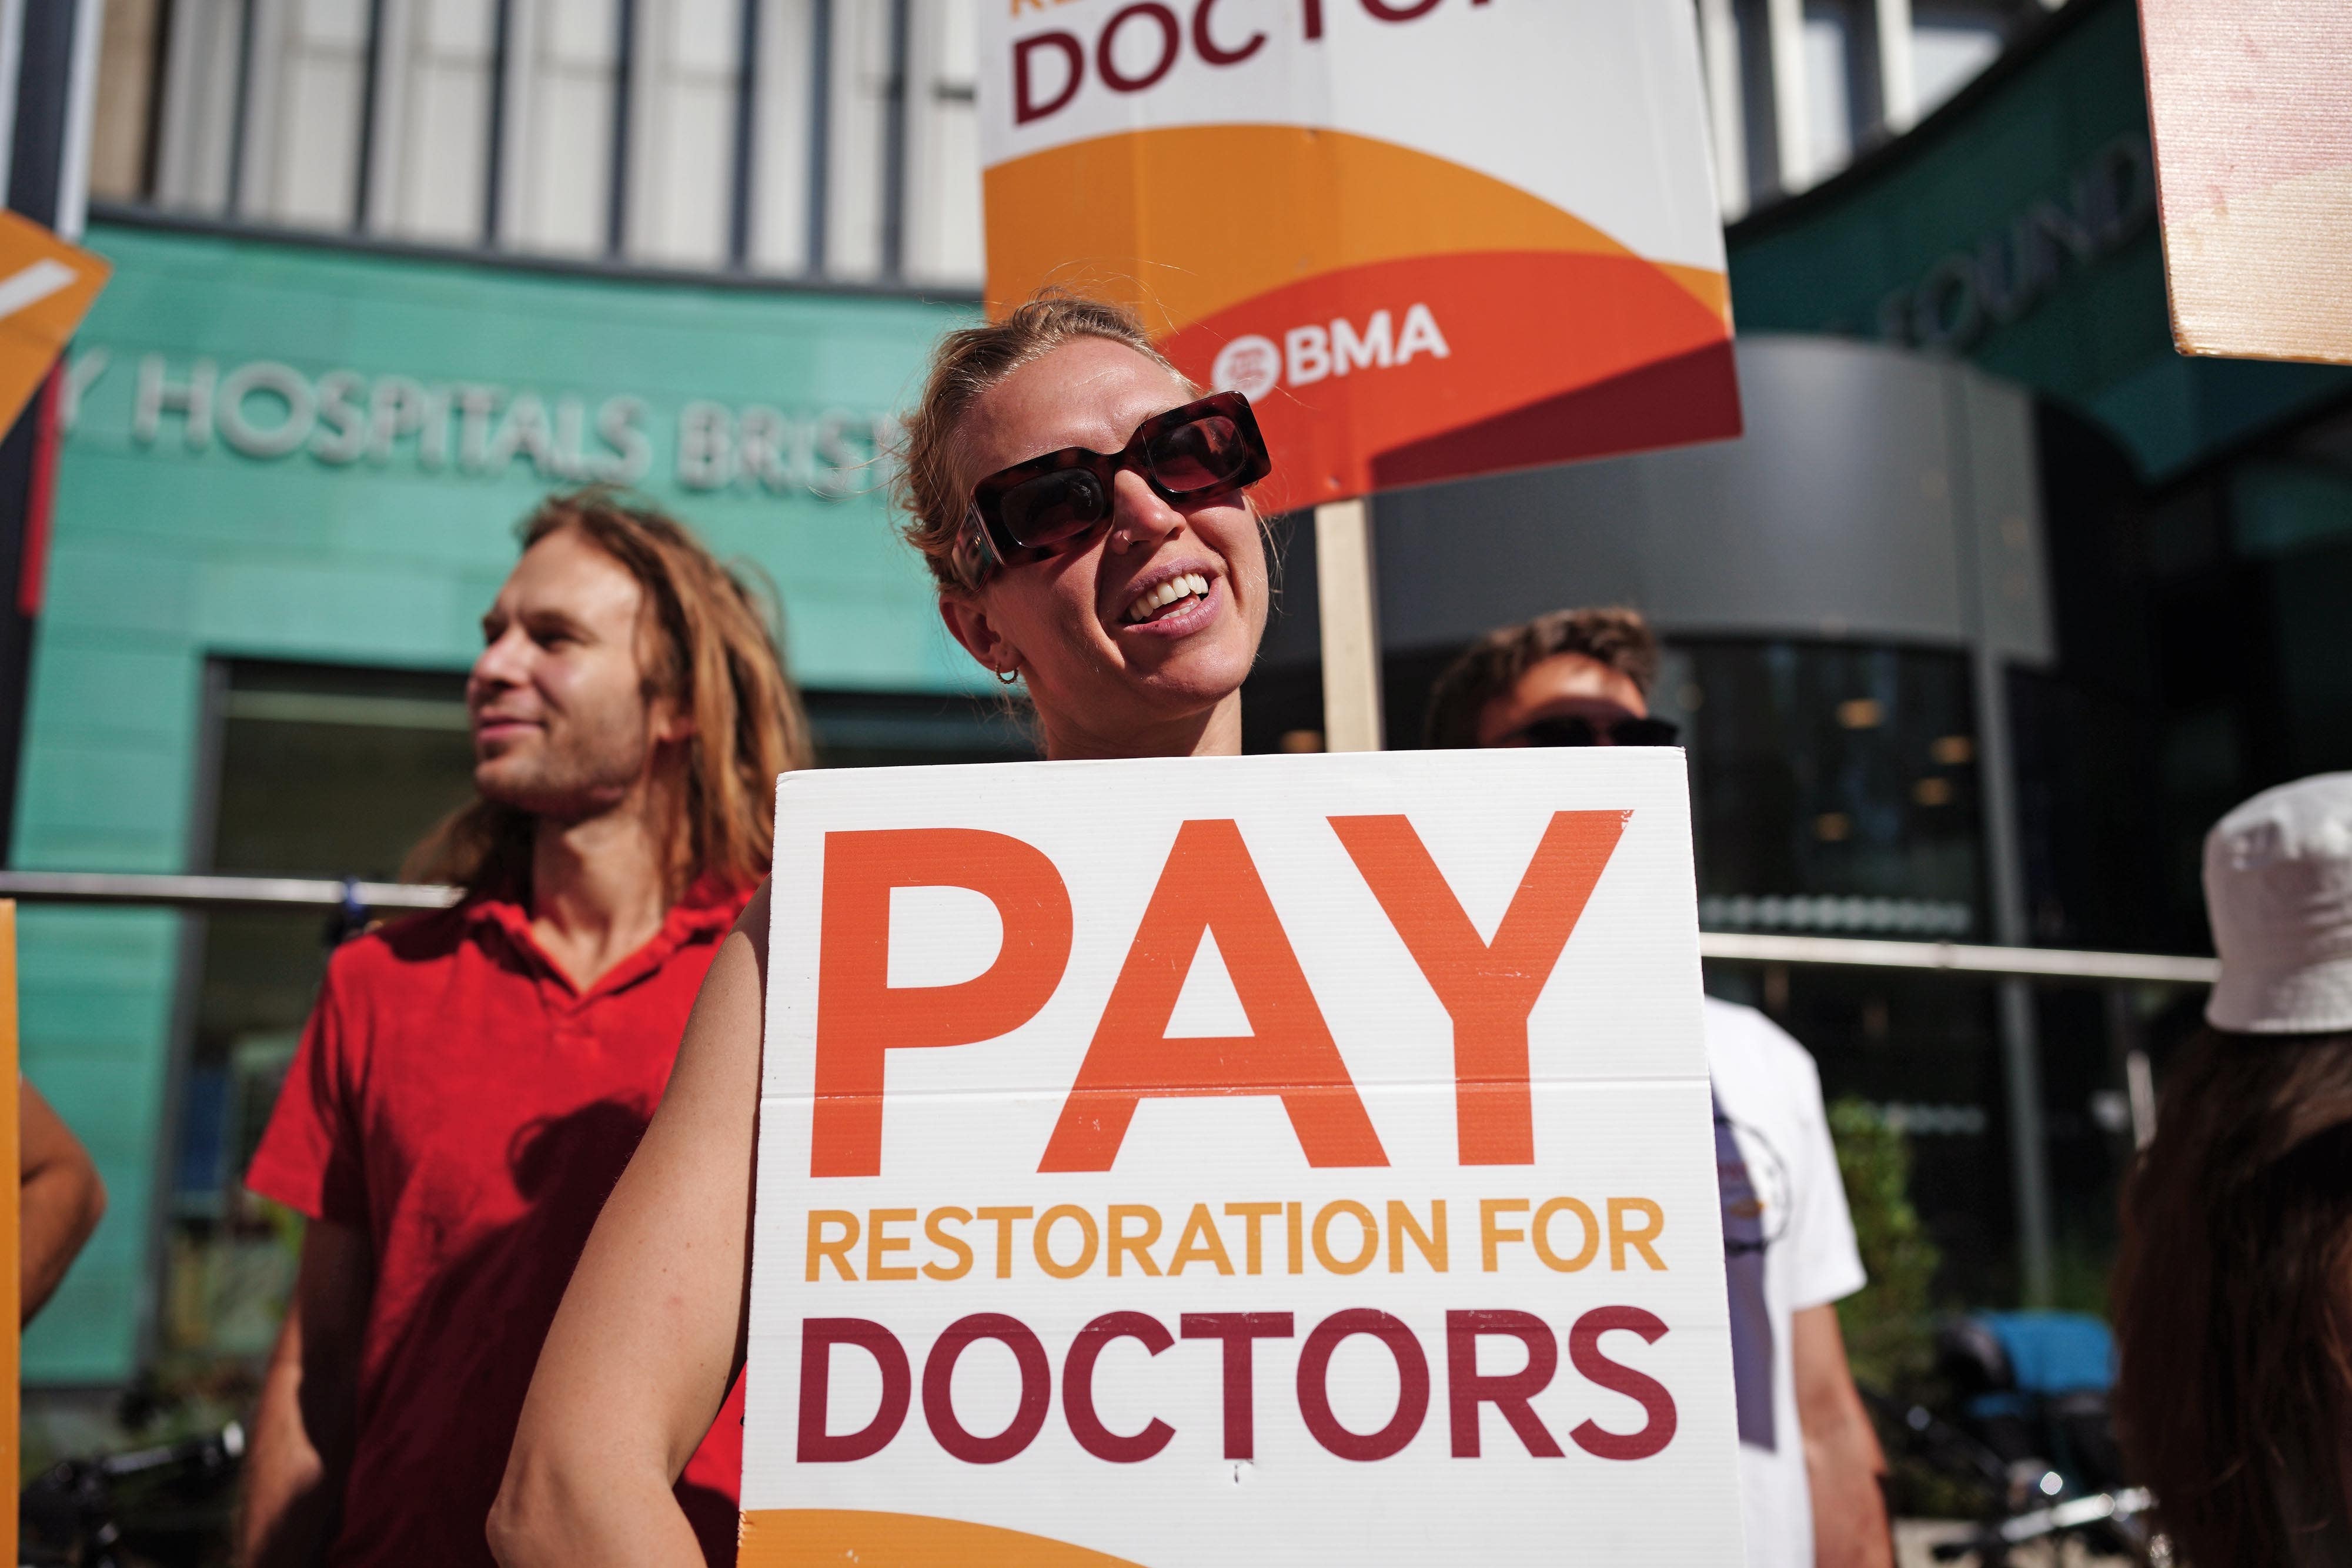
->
[2110, 1025, 2352, 1564]
[405, 490, 813, 901]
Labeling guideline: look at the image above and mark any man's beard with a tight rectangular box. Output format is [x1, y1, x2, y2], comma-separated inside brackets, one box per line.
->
[476, 710, 656, 823]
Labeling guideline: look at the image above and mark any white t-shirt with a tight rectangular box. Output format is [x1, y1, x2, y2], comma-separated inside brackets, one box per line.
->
[1704, 997, 1868, 1568]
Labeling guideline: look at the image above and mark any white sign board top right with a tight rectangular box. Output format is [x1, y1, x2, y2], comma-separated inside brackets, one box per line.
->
[740, 747, 1742, 1567]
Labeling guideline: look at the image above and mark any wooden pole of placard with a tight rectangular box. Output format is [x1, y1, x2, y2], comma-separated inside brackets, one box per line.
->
[0, 900, 18, 1563]
[1314, 499, 1384, 753]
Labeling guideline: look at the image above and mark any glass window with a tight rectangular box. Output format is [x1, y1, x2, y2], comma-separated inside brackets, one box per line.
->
[1690, 0, 1751, 219]
[626, 0, 742, 268]
[255, 0, 372, 227]
[386, 0, 499, 243]
[749, 0, 818, 273]
[1666, 638, 2016, 1304]
[153, 0, 250, 212]
[511, 0, 622, 255]
[820, 0, 894, 278]
[1731, 0, 1782, 202]
[1800, 0, 1858, 175]
[162, 659, 1034, 1372]
[1912, 8, 2003, 119]
[1703, 962, 2014, 1303]
[902, 0, 983, 285]
[1662, 639, 1986, 938]
[166, 661, 477, 1365]
[91, 0, 170, 202]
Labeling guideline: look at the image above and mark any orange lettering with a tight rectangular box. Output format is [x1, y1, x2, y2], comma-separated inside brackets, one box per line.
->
[806, 1210, 860, 1281]
[1387, 1198, 1448, 1272]
[1330, 811, 1629, 1164]
[1169, 1204, 1236, 1275]
[1108, 1204, 1165, 1277]
[923, 1207, 975, 1281]
[813, 829, 1073, 1176]
[1609, 1198, 1666, 1271]
[866, 1208, 918, 1281]
[1040, 820, 1387, 1172]
[1224, 1202, 1281, 1274]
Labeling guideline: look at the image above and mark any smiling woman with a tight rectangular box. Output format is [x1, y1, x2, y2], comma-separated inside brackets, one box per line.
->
[896, 292, 1274, 760]
[489, 294, 1279, 1568]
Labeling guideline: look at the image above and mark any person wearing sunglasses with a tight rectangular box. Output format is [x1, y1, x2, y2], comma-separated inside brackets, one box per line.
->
[490, 293, 1276, 1567]
[1424, 606, 1892, 1568]
[923, 303, 1273, 760]
[1422, 604, 1680, 751]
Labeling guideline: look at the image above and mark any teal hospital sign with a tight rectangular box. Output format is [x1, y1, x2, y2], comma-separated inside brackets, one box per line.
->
[18, 219, 977, 1382]
[71, 346, 903, 501]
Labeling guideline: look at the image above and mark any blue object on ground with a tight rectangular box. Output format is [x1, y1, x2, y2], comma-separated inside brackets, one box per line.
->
[1982, 1310, 2115, 1394]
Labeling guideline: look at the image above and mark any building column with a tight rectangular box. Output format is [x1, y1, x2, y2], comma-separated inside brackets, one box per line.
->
[1694, 0, 1748, 218]
[492, 0, 538, 246]
[1873, 0, 1917, 135]
[358, 0, 415, 232]
[1762, 0, 1812, 193]
[1973, 646, 2054, 1306]
[1945, 366, 2056, 1308]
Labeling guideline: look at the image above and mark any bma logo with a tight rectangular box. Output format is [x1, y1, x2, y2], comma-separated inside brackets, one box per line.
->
[1212, 304, 1452, 400]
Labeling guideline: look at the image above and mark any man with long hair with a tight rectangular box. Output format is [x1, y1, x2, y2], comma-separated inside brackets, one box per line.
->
[237, 492, 810, 1568]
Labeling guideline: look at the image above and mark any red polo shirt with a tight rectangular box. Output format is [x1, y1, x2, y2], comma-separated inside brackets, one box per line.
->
[247, 881, 751, 1567]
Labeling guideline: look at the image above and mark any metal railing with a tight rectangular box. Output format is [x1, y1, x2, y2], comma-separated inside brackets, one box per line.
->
[1, 865, 2207, 1312]
[0, 870, 2220, 985]
[1696, 931, 2216, 985]
[0, 870, 460, 914]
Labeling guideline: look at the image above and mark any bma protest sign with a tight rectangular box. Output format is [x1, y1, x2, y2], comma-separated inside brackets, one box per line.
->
[0, 212, 109, 432]
[977, 0, 1742, 509]
[739, 750, 1743, 1566]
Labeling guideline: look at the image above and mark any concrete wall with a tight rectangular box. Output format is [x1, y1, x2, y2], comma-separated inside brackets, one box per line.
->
[1369, 335, 2052, 666]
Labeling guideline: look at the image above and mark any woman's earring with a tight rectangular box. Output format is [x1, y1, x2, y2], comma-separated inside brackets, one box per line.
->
[996, 666, 1021, 686]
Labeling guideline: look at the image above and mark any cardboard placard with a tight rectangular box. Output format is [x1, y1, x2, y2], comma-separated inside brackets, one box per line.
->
[740, 750, 1742, 1566]
[977, 0, 1742, 510]
[0, 214, 109, 432]
[2137, 0, 2352, 365]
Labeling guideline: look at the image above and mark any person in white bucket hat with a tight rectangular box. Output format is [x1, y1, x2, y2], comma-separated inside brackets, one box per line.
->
[2204, 773, 2352, 1035]
[2112, 772, 2352, 1568]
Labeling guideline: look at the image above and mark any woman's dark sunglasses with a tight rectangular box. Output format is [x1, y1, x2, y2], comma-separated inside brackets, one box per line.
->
[951, 392, 1271, 587]
[1509, 714, 1682, 747]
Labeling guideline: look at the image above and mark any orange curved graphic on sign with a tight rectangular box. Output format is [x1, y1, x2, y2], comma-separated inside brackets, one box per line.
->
[1154, 248, 1739, 508]
[982, 125, 1728, 334]
[739, 1508, 1152, 1568]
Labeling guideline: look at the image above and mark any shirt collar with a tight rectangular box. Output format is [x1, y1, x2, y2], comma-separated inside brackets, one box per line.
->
[462, 875, 753, 998]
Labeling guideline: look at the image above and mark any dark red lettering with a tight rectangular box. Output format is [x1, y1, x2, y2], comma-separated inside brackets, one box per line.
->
[1297, 1309, 1429, 1461]
[1568, 1306, 1678, 1460]
[1192, 0, 1267, 65]
[1180, 1312, 1295, 1459]
[1302, 0, 1324, 40]
[1098, 4, 1181, 93]
[1361, 0, 1442, 18]
[797, 1318, 911, 1462]
[1014, 32, 1085, 125]
[924, 1313, 1052, 1463]
[1445, 1309, 1563, 1458]
[1064, 1312, 1177, 1462]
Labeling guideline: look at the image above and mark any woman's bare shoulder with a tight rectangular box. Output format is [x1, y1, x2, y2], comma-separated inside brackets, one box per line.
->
[734, 877, 771, 953]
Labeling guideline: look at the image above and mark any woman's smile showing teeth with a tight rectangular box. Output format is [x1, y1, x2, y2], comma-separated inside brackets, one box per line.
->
[1123, 571, 1211, 624]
